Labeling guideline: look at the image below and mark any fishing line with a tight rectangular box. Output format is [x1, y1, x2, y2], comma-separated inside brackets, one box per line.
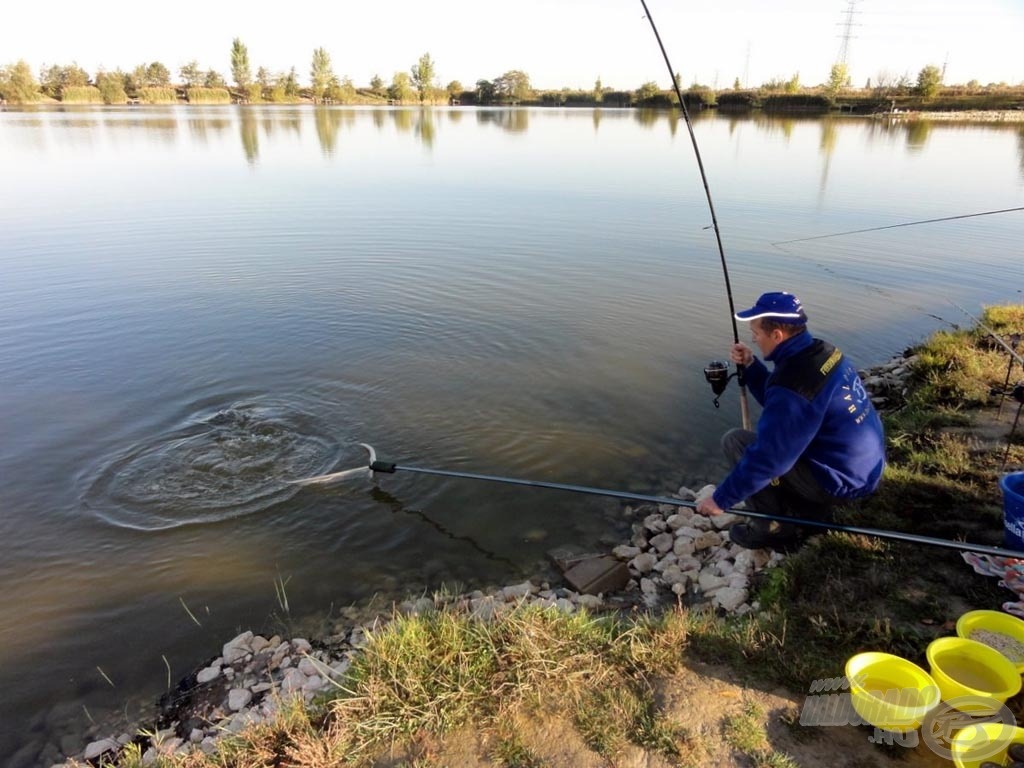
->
[638, 0, 751, 431]
[771, 206, 1024, 248]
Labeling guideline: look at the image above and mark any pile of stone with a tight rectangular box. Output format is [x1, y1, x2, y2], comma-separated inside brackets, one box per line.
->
[612, 484, 781, 615]
[859, 353, 920, 412]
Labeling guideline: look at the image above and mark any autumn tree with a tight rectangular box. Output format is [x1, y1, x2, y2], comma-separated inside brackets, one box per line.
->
[0, 60, 41, 102]
[916, 65, 942, 98]
[310, 47, 334, 102]
[231, 38, 251, 89]
[494, 70, 531, 103]
[411, 52, 436, 103]
[826, 63, 848, 95]
[179, 60, 201, 87]
[389, 71, 414, 102]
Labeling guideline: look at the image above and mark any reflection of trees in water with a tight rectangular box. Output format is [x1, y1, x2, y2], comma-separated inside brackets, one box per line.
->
[314, 107, 344, 155]
[904, 119, 931, 151]
[634, 108, 659, 129]
[372, 109, 386, 130]
[415, 109, 436, 149]
[667, 108, 679, 137]
[187, 118, 230, 143]
[818, 118, 838, 197]
[1018, 128, 1024, 178]
[109, 118, 178, 144]
[239, 110, 259, 164]
[392, 108, 415, 133]
[476, 108, 529, 133]
[447, 108, 463, 125]
[592, 108, 602, 133]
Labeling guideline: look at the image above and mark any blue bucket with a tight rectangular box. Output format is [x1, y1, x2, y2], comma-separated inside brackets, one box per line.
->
[1002, 472, 1024, 551]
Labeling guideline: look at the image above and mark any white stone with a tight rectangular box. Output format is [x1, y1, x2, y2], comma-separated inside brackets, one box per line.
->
[676, 555, 702, 571]
[223, 631, 254, 664]
[643, 514, 667, 533]
[297, 657, 320, 677]
[675, 525, 703, 540]
[555, 598, 575, 613]
[189, 729, 204, 743]
[640, 577, 658, 594]
[281, 668, 306, 693]
[733, 550, 755, 575]
[711, 513, 739, 530]
[698, 572, 728, 593]
[200, 737, 217, 754]
[83, 739, 117, 760]
[727, 574, 750, 590]
[250, 635, 270, 653]
[676, 486, 698, 501]
[302, 674, 323, 691]
[577, 594, 602, 610]
[661, 565, 688, 586]
[228, 688, 253, 711]
[157, 737, 183, 754]
[694, 532, 722, 551]
[665, 513, 689, 530]
[251, 682, 273, 693]
[671, 582, 687, 595]
[292, 638, 312, 654]
[612, 545, 641, 560]
[712, 587, 749, 612]
[717, 560, 735, 577]
[652, 553, 677, 572]
[470, 596, 498, 620]
[690, 514, 713, 531]
[673, 538, 695, 557]
[502, 582, 534, 600]
[649, 532, 674, 553]
[629, 553, 658, 573]
[196, 666, 220, 684]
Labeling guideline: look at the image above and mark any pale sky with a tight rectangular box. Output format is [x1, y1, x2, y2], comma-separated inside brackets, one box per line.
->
[3, 0, 1021, 90]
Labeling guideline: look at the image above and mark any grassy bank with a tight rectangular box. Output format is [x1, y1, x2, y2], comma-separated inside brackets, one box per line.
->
[89, 305, 1024, 767]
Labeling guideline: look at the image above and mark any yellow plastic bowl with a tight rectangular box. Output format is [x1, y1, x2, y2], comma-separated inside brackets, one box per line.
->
[926, 637, 1022, 709]
[957, 610, 1024, 673]
[951, 722, 1024, 768]
[845, 652, 941, 732]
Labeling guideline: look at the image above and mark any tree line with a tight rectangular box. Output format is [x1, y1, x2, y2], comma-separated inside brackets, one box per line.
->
[0, 38, 1016, 106]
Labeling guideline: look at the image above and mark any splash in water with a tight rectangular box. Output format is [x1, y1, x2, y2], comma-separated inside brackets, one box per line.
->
[83, 400, 340, 530]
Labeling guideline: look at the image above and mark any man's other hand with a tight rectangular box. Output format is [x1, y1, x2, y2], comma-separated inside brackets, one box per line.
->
[696, 496, 724, 516]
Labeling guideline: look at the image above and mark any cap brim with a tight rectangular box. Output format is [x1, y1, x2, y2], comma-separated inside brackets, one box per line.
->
[734, 309, 807, 322]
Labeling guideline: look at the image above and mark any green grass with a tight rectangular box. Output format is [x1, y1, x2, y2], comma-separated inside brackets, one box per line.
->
[61, 86, 103, 103]
[137, 87, 177, 104]
[723, 701, 799, 767]
[185, 87, 230, 104]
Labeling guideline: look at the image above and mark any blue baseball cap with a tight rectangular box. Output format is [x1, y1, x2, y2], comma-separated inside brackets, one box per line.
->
[734, 292, 808, 324]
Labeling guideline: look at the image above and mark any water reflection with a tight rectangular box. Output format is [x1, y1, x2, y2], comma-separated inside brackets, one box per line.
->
[592, 108, 602, 133]
[107, 117, 178, 144]
[415, 109, 436, 149]
[904, 119, 932, 151]
[818, 118, 838, 196]
[477, 108, 528, 133]
[187, 118, 230, 143]
[1018, 128, 1024, 178]
[634, 108, 659, 129]
[372, 109, 386, 130]
[392, 108, 415, 134]
[314, 107, 344, 156]
[447, 108, 463, 125]
[239, 110, 259, 164]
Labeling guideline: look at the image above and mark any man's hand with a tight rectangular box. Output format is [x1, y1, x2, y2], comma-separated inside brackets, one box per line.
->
[731, 342, 754, 367]
[696, 496, 724, 516]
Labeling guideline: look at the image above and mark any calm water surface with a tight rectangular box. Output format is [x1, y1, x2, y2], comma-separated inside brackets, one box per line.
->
[1, 105, 1022, 762]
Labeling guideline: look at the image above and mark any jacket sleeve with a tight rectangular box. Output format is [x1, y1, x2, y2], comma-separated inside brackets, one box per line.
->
[742, 358, 769, 406]
[712, 385, 826, 510]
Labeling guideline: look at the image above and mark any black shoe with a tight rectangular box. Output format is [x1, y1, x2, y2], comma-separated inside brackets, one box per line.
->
[729, 523, 805, 552]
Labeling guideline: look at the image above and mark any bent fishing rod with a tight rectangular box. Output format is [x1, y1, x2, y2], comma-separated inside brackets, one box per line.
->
[639, 0, 750, 431]
[295, 444, 1024, 560]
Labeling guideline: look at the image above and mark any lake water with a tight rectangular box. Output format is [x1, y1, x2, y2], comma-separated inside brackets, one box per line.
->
[1, 105, 1022, 763]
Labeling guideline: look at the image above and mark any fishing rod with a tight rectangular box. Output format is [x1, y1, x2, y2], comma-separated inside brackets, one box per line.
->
[771, 206, 1024, 248]
[295, 445, 1024, 560]
[638, 0, 750, 431]
[950, 300, 1024, 367]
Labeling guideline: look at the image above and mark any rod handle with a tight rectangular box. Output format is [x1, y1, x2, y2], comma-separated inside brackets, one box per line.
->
[370, 461, 397, 473]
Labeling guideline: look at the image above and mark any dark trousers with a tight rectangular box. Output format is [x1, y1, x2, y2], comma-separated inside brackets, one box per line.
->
[722, 428, 836, 536]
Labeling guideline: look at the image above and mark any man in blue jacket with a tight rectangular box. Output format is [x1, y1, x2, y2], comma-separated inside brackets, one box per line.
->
[696, 292, 886, 549]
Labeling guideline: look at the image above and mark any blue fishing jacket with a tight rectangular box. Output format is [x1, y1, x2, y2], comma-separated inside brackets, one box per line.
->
[711, 330, 885, 510]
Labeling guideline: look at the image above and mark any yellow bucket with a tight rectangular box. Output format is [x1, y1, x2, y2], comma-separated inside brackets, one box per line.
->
[951, 722, 1024, 768]
[957, 609, 1024, 673]
[926, 637, 1022, 709]
[845, 651, 940, 732]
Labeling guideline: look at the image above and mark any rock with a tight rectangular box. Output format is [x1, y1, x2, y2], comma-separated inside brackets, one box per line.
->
[698, 572, 728, 593]
[676, 486, 698, 501]
[673, 538, 695, 557]
[711, 513, 739, 530]
[695, 484, 716, 502]
[733, 550, 755, 574]
[554, 598, 575, 613]
[157, 737, 183, 754]
[640, 578, 658, 594]
[200, 737, 217, 754]
[612, 544, 641, 559]
[630, 531, 649, 549]
[223, 666, 235, 679]
[577, 594, 603, 610]
[502, 582, 534, 600]
[675, 526, 703, 540]
[250, 635, 270, 653]
[661, 565, 688, 586]
[292, 638, 312, 654]
[716, 560, 735, 577]
[690, 514, 713, 531]
[712, 587, 749, 612]
[251, 682, 273, 693]
[643, 514, 667, 533]
[190, 728, 204, 743]
[665, 513, 689, 530]
[652, 553, 677, 571]
[302, 674, 323, 691]
[671, 582, 687, 596]
[649, 532, 674, 554]
[196, 665, 220, 684]
[694, 532, 722, 551]
[228, 688, 253, 711]
[223, 631, 254, 664]
[727, 574, 750, 590]
[83, 739, 117, 760]
[470, 596, 498, 620]
[281, 668, 306, 693]
[297, 657, 320, 676]
[629, 553, 658, 574]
